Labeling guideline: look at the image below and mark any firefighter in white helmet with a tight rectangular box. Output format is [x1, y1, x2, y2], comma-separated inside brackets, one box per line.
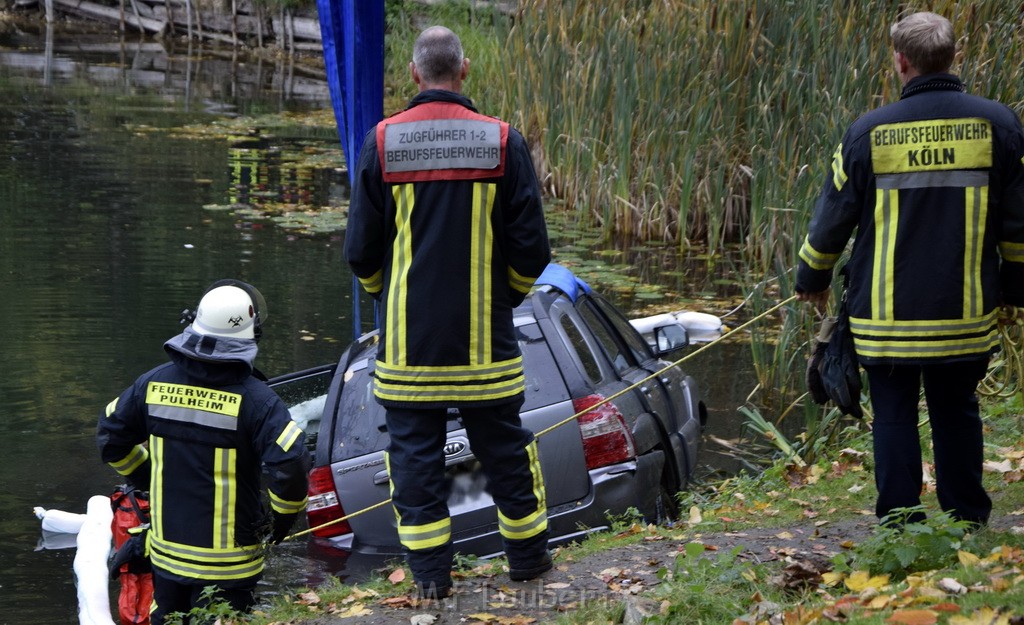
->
[97, 279, 309, 623]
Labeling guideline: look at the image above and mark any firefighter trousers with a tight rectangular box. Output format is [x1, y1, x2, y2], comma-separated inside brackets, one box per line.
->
[384, 397, 549, 587]
[863, 358, 991, 525]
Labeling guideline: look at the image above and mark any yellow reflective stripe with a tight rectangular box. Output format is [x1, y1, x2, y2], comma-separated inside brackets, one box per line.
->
[964, 185, 987, 318]
[374, 374, 525, 403]
[150, 435, 163, 537]
[470, 182, 496, 366]
[498, 440, 548, 540]
[871, 118, 992, 174]
[872, 188, 898, 321]
[397, 516, 451, 551]
[109, 444, 149, 476]
[269, 490, 307, 515]
[212, 448, 236, 550]
[149, 534, 262, 562]
[1000, 241, 1024, 263]
[499, 507, 548, 540]
[853, 331, 999, 359]
[831, 143, 848, 191]
[798, 235, 839, 271]
[275, 420, 302, 452]
[148, 535, 264, 581]
[104, 397, 118, 417]
[375, 356, 523, 381]
[358, 269, 383, 294]
[508, 265, 536, 294]
[849, 311, 997, 336]
[388, 184, 415, 366]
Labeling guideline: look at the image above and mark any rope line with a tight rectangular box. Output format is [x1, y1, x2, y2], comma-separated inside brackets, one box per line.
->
[978, 309, 1024, 400]
[284, 295, 799, 542]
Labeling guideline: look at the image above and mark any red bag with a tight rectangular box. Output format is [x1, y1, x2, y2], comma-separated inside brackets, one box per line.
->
[110, 486, 153, 625]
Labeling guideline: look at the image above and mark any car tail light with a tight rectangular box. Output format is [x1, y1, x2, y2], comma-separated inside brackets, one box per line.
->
[306, 466, 352, 538]
[573, 394, 636, 470]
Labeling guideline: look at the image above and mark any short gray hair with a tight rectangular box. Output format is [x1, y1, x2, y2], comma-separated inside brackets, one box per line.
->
[890, 12, 955, 74]
[412, 26, 464, 84]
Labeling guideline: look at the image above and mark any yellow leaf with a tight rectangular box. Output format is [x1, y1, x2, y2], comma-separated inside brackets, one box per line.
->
[868, 595, 892, 609]
[885, 609, 937, 624]
[776, 531, 794, 540]
[846, 570, 890, 592]
[957, 550, 982, 568]
[948, 607, 1012, 625]
[822, 571, 845, 587]
[336, 604, 373, 618]
[467, 613, 500, 624]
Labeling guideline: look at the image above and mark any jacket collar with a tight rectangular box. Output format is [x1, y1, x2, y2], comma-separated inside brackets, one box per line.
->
[163, 326, 256, 384]
[900, 73, 966, 99]
[407, 89, 478, 113]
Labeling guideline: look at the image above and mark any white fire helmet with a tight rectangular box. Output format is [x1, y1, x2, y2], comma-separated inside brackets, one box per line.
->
[191, 280, 267, 341]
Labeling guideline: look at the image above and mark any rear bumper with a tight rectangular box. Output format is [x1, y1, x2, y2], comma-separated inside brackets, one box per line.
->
[311, 460, 641, 557]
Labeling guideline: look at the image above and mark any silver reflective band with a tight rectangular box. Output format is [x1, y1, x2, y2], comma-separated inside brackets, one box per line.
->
[384, 118, 500, 172]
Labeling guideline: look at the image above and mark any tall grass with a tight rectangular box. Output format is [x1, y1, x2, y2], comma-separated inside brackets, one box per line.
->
[499, 0, 1024, 259]
[385, 1, 1024, 423]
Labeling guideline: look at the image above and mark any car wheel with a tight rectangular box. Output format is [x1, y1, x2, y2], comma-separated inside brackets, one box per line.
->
[645, 452, 681, 525]
[652, 480, 680, 525]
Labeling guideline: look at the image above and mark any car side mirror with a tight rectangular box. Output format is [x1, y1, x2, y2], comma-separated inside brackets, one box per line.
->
[653, 322, 689, 355]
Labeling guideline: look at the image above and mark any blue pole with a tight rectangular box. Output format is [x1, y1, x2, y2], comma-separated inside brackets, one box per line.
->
[316, 0, 385, 340]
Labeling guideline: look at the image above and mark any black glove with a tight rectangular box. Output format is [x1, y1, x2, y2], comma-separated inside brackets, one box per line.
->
[270, 512, 298, 545]
[806, 317, 834, 405]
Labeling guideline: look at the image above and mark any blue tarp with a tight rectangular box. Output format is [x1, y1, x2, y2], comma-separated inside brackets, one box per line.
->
[316, 0, 385, 337]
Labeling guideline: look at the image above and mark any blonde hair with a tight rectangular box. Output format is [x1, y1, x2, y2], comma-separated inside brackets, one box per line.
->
[890, 12, 955, 74]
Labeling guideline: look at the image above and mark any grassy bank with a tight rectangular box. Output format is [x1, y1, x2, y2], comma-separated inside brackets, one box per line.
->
[228, 393, 1024, 625]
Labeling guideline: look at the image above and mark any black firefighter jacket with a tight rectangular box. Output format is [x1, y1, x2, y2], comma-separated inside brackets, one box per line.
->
[797, 74, 1024, 365]
[346, 90, 551, 408]
[96, 327, 310, 586]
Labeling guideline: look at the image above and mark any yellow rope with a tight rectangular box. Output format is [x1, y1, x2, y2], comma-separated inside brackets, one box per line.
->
[978, 308, 1024, 400]
[285, 295, 799, 542]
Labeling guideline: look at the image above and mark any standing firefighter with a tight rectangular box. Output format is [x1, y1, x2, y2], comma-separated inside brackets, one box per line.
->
[97, 280, 310, 623]
[796, 12, 1024, 526]
[346, 26, 553, 598]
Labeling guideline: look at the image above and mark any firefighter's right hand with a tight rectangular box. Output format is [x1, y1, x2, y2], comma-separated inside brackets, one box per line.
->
[270, 511, 298, 544]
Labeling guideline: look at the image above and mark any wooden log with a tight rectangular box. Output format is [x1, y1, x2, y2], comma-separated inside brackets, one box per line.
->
[53, 0, 166, 33]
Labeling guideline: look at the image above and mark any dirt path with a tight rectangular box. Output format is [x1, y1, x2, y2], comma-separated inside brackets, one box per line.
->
[296, 516, 881, 624]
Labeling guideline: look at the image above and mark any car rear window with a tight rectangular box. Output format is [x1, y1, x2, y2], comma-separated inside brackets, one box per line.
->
[329, 322, 569, 462]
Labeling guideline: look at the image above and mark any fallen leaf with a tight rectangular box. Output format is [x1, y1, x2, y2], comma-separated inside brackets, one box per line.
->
[387, 567, 406, 584]
[885, 609, 937, 625]
[467, 613, 500, 623]
[845, 570, 890, 592]
[957, 550, 982, 568]
[410, 614, 438, 625]
[688, 506, 702, 525]
[937, 577, 967, 595]
[984, 459, 1014, 473]
[776, 531, 794, 540]
[335, 604, 372, 618]
[296, 591, 321, 605]
[948, 607, 1012, 625]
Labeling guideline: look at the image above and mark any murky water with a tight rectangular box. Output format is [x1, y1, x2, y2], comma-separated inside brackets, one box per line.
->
[0, 24, 757, 624]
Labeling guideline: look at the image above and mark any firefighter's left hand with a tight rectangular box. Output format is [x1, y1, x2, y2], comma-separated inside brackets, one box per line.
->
[270, 512, 298, 544]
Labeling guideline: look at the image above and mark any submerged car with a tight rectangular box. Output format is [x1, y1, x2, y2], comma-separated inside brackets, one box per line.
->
[273, 264, 707, 558]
